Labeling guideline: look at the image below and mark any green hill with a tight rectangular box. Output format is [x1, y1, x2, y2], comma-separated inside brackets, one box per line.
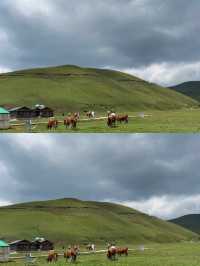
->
[170, 81, 200, 102]
[0, 65, 197, 113]
[0, 198, 197, 245]
[170, 214, 200, 235]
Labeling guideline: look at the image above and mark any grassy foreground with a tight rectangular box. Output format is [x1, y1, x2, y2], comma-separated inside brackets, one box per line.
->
[3, 109, 200, 133]
[5, 243, 200, 266]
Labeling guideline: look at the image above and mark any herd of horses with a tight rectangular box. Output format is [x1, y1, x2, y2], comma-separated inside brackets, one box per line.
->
[46, 245, 128, 263]
[47, 112, 129, 130]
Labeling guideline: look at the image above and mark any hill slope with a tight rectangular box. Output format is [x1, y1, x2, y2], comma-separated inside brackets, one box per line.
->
[0, 198, 197, 245]
[170, 81, 200, 102]
[170, 214, 200, 234]
[0, 65, 197, 112]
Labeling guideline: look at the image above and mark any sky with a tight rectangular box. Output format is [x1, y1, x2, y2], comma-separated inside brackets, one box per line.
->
[1, 134, 200, 220]
[0, 0, 200, 86]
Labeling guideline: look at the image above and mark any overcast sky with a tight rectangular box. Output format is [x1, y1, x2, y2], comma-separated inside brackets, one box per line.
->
[0, 134, 200, 220]
[0, 0, 199, 86]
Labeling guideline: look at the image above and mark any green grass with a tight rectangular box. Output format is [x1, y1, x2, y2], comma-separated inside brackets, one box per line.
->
[0, 65, 197, 113]
[0, 199, 196, 245]
[3, 109, 200, 133]
[5, 243, 200, 266]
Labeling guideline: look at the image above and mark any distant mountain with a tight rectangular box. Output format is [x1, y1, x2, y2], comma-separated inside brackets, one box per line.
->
[0, 65, 197, 113]
[0, 198, 197, 245]
[170, 81, 200, 102]
[170, 214, 200, 234]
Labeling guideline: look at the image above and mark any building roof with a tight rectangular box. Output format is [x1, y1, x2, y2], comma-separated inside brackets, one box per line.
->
[9, 106, 31, 112]
[0, 240, 9, 248]
[0, 107, 9, 114]
[9, 240, 31, 245]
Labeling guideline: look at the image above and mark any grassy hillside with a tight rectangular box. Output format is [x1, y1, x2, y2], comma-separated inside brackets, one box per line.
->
[0, 198, 197, 245]
[170, 81, 200, 102]
[0, 65, 197, 112]
[170, 214, 200, 235]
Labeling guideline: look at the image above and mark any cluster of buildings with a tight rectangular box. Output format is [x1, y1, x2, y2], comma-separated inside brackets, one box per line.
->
[0, 238, 54, 262]
[8, 105, 54, 119]
[0, 105, 54, 129]
[9, 238, 54, 251]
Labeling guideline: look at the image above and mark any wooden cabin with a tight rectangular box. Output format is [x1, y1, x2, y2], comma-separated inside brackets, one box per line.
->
[9, 107, 33, 119]
[32, 107, 54, 118]
[31, 239, 54, 251]
[9, 240, 31, 252]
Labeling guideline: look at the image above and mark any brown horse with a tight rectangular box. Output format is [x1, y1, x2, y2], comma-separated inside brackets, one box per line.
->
[64, 116, 77, 129]
[107, 247, 117, 260]
[117, 247, 128, 256]
[116, 115, 129, 124]
[47, 251, 58, 263]
[47, 119, 58, 130]
[64, 247, 78, 262]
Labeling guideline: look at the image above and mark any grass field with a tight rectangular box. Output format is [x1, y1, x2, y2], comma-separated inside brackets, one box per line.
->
[4, 243, 200, 266]
[2, 109, 200, 133]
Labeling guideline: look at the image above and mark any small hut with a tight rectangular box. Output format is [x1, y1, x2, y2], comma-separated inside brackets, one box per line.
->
[0, 240, 10, 262]
[9, 106, 32, 119]
[32, 106, 54, 118]
[31, 239, 54, 251]
[9, 240, 31, 252]
[0, 107, 10, 129]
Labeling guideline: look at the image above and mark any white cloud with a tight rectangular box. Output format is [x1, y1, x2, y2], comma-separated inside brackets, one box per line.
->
[0, 200, 12, 207]
[13, 134, 54, 151]
[120, 194, 200, 220]
[121, 62, 200, 86]
[0, 66, 11, 73]
[7, 0, 55, 18]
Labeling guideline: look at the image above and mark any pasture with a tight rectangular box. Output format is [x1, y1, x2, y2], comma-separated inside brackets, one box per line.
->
[4, 243, 200, 266]
[3, 108, 200, 133]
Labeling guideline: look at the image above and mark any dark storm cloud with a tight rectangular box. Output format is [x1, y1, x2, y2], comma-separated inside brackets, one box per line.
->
[0, 0, 199, 72]
[0, 134, 200, 206]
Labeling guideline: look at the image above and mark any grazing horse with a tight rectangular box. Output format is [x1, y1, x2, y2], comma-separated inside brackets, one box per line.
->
[74, 112, 80, 120]
[64, 247, 78, 263]
[117, 247, 128, 256]
[64, 116, 77, 129]
[107, 246, 117, 260]
[86, 244, 95, 251]
[107, 113, 116, 127]
[47, 251, 58, 263]
[86, 111, 95, 119]
[47, 119, 58, 130]
[116, 115, 129, 124]
[86, 111, 93, 119]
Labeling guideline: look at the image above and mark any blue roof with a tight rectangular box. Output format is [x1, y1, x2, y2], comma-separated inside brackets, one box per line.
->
[0, 107, 9, 114]
[0, 240, 9, 247]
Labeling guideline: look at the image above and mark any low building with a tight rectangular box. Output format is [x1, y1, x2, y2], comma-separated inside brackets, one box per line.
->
[9, 106, 33, 119]
[9, 240, 31, 252]
[40, 240, 54, 251]
[0, 107, 10, 129]
[0, 240, 10, 262]
[31, 239, 54, 251]
[32, 106, 54, 118]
